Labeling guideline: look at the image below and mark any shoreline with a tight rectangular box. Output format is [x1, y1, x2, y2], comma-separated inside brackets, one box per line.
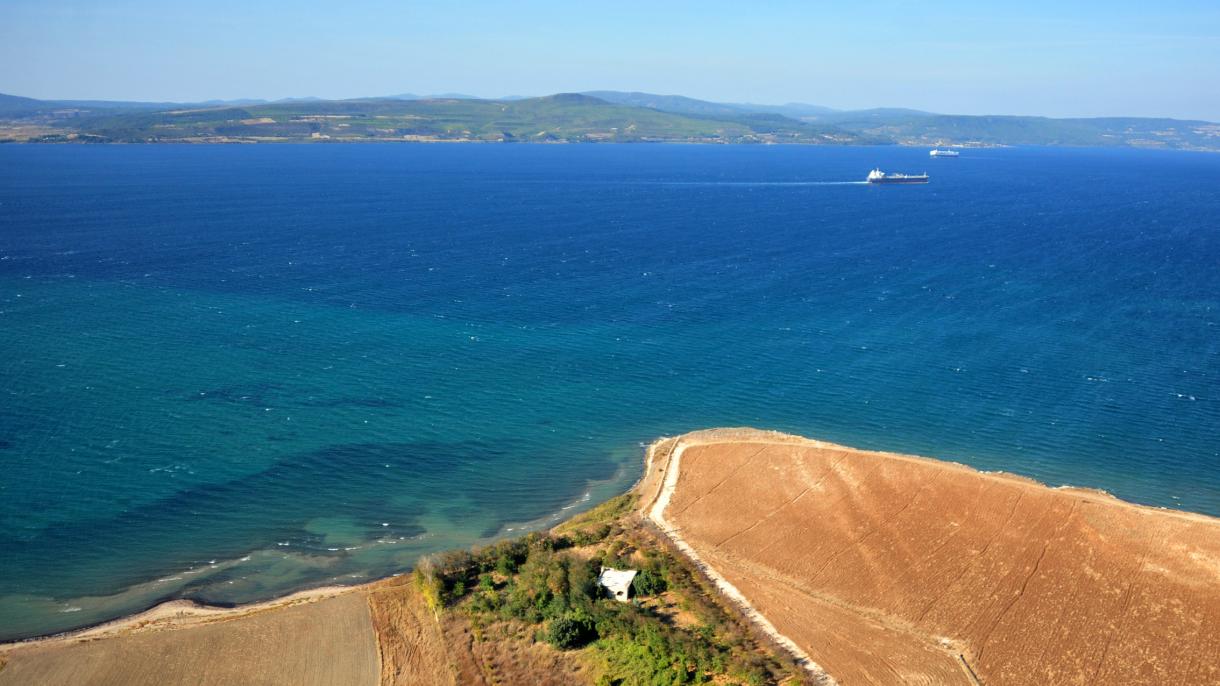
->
[6, 427, 1216, 656]
[644, 428, 1220, 525]
[0, 459, 636, 649]
[0, 583, 373, 653]
[16, 138, 1220, 153]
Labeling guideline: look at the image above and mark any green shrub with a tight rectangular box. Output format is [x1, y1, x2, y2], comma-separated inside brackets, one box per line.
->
[467, 589, 501, 615]
[527, 532, 557, 552]
[485, 538, 528, 576]
[631, 569, 667, 596]
[570, 523, 613, 546]
[477, 573, 495, 592]
[546, 612, 597, 649]
[597, 627, 702, 685]
[496, 554, 518, 576]
[737, 663, 769, 686]
[566, 557, 599, 609]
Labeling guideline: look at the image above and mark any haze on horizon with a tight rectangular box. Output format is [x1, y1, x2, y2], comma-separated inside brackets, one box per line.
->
[2, 0, 1218, 121]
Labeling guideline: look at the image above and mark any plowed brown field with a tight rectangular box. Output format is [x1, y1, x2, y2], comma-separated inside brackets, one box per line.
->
[640, 429, 1220, 686]
[0, 592, 378, 686]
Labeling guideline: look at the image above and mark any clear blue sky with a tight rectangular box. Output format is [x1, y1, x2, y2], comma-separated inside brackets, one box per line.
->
[2, 0, 1218, 120]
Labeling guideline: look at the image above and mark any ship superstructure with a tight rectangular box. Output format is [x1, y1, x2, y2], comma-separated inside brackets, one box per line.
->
[866, 168, 929, 184]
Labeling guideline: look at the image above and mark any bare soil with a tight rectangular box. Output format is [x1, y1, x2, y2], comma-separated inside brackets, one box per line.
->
[366, 575, 593, 686]
[0, 593, 379, 686]
[366, 577, 453, 686]
[642, 429, 1220, 686]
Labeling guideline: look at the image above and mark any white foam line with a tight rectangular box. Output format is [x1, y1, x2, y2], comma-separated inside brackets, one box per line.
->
[648, 440, 838, 685]
[656, 181, 868, 187]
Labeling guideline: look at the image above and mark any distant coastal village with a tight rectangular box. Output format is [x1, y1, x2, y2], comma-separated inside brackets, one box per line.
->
[2, 90, 1218, 150]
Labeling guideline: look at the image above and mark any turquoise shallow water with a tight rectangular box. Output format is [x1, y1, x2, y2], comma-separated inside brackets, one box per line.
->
[1, 144, 1217, 640]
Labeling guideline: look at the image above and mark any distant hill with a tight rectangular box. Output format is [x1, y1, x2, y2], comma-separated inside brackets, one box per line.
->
[582, 91, 838, 121]
[730, 101, 840, 118]
[578, 92, 1220, 151]
[578, 91, 870, 142]
[826, 112, 1220, 148]
[0, 92, 58, 116]
[0, 92, 857, 145]
[0, 94, 263, 117]
[811, 107, 936, 123]
[582, 91, 754, 118]
[1, 90, 1216, 150]
[386, 92, 484, 101]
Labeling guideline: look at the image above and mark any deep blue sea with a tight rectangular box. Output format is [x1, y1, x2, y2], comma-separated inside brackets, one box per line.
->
[1, 143, 1217, 640]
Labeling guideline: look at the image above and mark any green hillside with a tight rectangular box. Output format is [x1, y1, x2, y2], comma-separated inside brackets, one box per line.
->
[821, 112, 1220, 149]
[2, 90, 1217, 150]
[585, 93, 1220, 151]
[5, 93, 857, 144]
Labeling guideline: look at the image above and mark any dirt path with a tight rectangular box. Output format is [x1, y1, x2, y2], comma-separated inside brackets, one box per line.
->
[645, 435, 838, 685]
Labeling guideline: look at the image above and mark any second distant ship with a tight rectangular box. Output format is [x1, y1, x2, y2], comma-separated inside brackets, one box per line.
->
[930, 148, 960, 157]
[867, 169, 929, 184]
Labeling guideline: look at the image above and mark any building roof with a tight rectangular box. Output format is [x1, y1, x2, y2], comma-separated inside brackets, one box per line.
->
[597, 566, 638, 602]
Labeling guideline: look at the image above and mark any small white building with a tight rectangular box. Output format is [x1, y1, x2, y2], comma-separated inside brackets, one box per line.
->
[597, 566, 638, 602]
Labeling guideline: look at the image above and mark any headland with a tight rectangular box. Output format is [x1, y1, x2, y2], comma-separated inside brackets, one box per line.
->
[639, 428, 1220, 685]
[2, 428, 1217, 685]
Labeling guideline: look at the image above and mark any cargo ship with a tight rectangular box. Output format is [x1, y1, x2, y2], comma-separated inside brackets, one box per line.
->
[866, 168, 929, 184]
[929, 148, 960, 157]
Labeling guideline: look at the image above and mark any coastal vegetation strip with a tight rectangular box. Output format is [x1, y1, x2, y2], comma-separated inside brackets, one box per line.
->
[378, 492, 812, 685]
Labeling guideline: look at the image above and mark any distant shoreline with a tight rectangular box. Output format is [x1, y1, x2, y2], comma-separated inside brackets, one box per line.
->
[1, 136, 1008, 147]
[3, 90, 1217, 150]
[7, 137, 1220, 154]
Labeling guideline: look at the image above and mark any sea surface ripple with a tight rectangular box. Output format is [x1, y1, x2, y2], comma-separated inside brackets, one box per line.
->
[0, 144, 1217, 640]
